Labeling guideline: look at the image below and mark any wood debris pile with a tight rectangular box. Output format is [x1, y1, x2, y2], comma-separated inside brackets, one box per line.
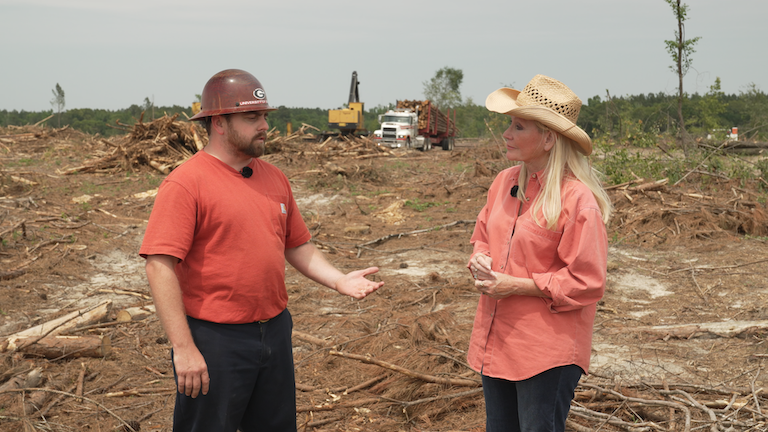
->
[61, 114, 205, 175]
[568, 378, 768, 431]
[57, 118, 401, 176]
[264, 124, 397, 166]
[1, 125, 87, 150]
[608, 177, 768, 244]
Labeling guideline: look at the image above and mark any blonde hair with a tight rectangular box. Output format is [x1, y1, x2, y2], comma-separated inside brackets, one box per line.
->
[517, 122, 612, 230]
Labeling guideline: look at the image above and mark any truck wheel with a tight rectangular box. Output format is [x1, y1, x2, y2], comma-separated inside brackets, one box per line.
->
[441, 138, 451, 151]
[423, 140, 431, 151]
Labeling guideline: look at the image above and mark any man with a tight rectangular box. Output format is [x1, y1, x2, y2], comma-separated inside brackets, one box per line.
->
[140, 69, 383, 432]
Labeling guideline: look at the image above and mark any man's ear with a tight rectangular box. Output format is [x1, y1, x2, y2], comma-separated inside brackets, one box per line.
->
[211, 115, 227, 136]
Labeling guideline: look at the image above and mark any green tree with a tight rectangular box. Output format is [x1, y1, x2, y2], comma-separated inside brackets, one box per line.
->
[694, 77, 728, 137]
[143, 96, 154, 121]
[735, 83, 768, 140]
[423, 67, 463, 109]
[50, 83, 66, 128]
[664, 0, 701, 154]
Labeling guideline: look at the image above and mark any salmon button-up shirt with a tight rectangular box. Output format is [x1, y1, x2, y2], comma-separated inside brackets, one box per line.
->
[467, 165, 608, 381]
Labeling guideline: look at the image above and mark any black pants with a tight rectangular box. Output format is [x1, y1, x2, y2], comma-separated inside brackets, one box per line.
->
[172, 309, 296, 432]
[482, 365, 583, 432]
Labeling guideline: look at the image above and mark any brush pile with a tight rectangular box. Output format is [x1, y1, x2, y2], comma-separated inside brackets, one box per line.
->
[608, 177, 768, 242]
[60, 117, 400, 175]
[61, 114, 205, 175]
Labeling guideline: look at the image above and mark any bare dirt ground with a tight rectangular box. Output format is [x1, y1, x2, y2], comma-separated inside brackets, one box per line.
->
[2, 123, 768, 431]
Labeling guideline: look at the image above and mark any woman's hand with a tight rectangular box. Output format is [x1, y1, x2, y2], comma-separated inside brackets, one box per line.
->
[469, 253, 545, 299]
[475, 272, 546, 300]
[469, 254, 493, 281]
[474, 271, 515, 299]
[470, 254, 511, 299]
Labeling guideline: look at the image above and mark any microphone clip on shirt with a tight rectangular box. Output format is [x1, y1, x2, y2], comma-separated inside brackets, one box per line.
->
[510, 185, 519, 196]
[240, 166, 253, 178]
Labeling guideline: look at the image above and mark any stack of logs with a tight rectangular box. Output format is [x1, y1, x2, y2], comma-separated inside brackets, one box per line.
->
[396, 100, 456, 135]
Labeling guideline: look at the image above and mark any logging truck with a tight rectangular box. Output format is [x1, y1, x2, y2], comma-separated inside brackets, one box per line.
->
[372, 100, 457, 151]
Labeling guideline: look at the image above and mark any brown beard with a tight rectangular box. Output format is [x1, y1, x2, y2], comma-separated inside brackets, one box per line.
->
[225, 120, 267, 158]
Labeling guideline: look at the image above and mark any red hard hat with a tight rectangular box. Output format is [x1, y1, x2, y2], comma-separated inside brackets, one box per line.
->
[189, 69, 276, 121]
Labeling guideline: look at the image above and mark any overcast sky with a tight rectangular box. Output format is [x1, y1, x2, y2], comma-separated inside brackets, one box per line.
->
[1, 0, 766, 113]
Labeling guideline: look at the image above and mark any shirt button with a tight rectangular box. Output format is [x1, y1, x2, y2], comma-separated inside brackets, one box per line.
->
[532, 173, 537, 179]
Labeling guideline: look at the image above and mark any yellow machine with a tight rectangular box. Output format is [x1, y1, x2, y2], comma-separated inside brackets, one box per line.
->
[327, 71, 366, 135]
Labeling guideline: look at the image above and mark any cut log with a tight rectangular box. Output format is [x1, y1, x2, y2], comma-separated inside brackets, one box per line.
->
[607, 320, 768, 339]
[0, 269, 27, 281]
[2, 301, 111, 351]
[24, 384, 54, 414]
[629, 178, 669, 192]
[116, 305, 156, 322]
[7, 335, 111, 359]
[292, 330, 332, 347]
[191, 124, 205, 151]
[33, 114, 54, 126]
[148, 159, 170, 174]
[343, 225, 371, 235]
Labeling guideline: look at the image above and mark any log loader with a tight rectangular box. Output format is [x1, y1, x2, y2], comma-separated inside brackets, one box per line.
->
[326, 71, 366, 137]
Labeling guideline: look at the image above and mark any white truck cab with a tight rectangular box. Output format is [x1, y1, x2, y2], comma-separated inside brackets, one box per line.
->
[372, 109, 427, 149]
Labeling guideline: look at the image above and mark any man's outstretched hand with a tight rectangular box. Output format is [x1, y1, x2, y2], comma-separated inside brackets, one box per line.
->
[334, 267, 384, 299]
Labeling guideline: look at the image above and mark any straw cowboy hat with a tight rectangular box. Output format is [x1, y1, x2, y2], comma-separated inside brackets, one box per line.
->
[486, 74, 592, 155]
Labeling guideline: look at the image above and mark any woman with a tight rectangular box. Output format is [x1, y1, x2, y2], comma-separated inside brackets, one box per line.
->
[467, 75, 612, 432]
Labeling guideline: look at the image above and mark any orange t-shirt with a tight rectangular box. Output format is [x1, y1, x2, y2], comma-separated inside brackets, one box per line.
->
[468, 165, 608, 381]
[140, 151, 311, 324]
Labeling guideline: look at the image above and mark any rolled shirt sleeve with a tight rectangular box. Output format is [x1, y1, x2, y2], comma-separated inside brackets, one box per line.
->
[533, 206, 608, 312]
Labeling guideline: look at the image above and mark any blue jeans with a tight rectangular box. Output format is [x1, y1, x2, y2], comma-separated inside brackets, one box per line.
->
[172, 309, 296, 432]
[482, 365, 583, 432]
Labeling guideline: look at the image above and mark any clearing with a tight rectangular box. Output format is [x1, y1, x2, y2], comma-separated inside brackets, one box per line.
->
[1, 120, 768, 431]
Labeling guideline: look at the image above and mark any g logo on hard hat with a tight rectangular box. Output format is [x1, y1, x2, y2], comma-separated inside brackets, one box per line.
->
[254, 88, 266, 100]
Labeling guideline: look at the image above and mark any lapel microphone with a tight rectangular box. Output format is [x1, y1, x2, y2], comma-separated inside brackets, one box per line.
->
[240, 167, 253, 178]
[510, 185, 519, 196]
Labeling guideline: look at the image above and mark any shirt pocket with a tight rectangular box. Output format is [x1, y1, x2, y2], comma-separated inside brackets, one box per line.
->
[266, 194, 289, 238]
[511, 218, 562, 274]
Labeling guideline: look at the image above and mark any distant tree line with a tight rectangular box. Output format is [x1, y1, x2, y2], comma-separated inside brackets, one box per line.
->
[2, 84, 766, 143]
[579, 80, 768, 144]
[0, 104, 194, 137]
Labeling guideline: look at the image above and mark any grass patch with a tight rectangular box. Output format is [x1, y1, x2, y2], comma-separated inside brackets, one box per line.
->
[405, 199, 445, 212]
